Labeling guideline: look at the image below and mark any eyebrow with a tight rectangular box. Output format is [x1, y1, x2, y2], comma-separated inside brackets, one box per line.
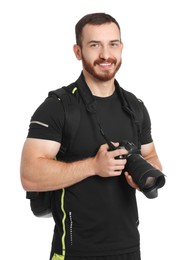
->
[87, 39, 121, 44]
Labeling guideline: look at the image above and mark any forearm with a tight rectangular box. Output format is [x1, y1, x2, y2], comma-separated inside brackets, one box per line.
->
[147, 156, 163, 171]
[20, 140, 128, 192]
[21, 157, 96, 192]
[141, 143, 163, 172]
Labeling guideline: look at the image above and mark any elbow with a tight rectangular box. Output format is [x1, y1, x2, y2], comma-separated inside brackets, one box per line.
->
[20, 167, 37, 191]
[20, 173, 33, 191]
[21, 176, 41, 192]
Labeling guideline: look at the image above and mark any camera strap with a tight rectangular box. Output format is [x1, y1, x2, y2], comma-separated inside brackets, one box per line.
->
[75, 73, 142, 150]
[114, 80, 142, 149]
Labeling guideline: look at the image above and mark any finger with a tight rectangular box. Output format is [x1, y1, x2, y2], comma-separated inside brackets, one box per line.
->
[110, 149, 128, 159]
[114, 165, 125, 172]
[114, 158, 127, 165]
[124, 172, 140, 190]
[111, 142, 119, 148]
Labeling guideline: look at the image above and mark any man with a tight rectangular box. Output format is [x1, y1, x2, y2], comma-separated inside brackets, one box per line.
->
[20, 13, 162, 260]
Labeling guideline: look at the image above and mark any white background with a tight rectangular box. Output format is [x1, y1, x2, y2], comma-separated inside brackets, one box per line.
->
[0, 0, 186, 259]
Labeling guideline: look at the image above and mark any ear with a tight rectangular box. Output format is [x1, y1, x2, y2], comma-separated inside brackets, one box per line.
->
[73, 44, 82, 60]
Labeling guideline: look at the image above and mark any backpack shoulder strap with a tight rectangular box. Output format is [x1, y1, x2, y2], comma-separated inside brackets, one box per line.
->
[122, 89, 144, 126]
[115, 81, 144, 147]
[75, 73, 97, 113]
[48, 82, 81, 154]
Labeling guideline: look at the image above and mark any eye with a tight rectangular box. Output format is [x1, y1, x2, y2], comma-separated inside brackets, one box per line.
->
[110, 42, 120, 48]
[89, 43, 99, 48]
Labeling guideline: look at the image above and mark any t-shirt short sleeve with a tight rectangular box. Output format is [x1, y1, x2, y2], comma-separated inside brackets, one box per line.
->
[140, 101, 153, 145]
[27, 96, 65, 143]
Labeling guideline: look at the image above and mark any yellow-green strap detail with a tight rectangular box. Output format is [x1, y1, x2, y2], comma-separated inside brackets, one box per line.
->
[52, 253, 65, 260]
[52, 189, 66, 260]
[61, 188, 66, 256]
[72, 87, 78, 94]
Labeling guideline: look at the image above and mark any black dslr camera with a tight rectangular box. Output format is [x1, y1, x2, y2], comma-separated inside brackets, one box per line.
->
[111, 140, 166, 199]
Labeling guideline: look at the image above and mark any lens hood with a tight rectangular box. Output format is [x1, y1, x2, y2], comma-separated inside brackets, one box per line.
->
[139, 170, 166, 199]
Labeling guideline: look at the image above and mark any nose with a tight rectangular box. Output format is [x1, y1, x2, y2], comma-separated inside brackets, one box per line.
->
[99, 46, 110, 60]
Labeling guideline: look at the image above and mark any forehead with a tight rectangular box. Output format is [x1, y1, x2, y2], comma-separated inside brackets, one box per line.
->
[81, 22, 121, 42]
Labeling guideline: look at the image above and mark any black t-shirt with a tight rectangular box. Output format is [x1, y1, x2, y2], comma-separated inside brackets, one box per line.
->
[27, 75, 152, 257]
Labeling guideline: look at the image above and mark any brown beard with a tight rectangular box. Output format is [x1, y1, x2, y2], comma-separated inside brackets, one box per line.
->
[81, 55, 122, 81]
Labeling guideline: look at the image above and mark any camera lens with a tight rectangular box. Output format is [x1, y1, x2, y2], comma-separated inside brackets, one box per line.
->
[144, 176, 156, 189]
[118, 140, 166, 199]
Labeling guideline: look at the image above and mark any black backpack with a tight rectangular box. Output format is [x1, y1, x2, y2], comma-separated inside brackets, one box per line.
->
[26, 82, 80, 217]
[26, 75, 144, 217]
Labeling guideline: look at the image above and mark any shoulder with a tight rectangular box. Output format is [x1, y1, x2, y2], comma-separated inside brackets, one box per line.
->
[48, 82, 77, 98]
[48, 82, 80, 107]
[118, 87, 145, 115]
[30, 91, 66, 123]
[121, 88, 144, 105]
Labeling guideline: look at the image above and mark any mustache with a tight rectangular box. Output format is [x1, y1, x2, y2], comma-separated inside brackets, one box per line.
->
[94, 58, 117, 66]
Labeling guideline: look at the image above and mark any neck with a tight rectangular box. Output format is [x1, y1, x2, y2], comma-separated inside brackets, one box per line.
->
[83, 71, 115, 97]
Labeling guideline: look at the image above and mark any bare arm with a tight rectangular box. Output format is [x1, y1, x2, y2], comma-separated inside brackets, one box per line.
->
[20, 138, 127, 191]
[141, 142, 162, 171]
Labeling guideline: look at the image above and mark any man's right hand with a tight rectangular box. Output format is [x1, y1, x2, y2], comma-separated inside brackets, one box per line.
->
[93, 143, 128, 177]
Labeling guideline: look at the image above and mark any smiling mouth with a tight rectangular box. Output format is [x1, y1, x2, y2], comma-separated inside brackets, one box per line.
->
[94, 58, 117, 70]
[100, 62, 112, 66]
[98, 62, 113, 69]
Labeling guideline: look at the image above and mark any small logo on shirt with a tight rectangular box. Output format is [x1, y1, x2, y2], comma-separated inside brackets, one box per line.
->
[69, 212, 73, 245]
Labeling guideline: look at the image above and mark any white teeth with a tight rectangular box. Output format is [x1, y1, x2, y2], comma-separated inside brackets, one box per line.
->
[100, 63, 111, 66]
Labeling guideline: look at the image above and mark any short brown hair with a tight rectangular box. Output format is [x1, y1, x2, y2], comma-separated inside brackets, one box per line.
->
[75, 13, 121, 47]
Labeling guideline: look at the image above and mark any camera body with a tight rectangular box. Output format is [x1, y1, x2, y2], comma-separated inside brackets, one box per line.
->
[115, 140, 165, 198]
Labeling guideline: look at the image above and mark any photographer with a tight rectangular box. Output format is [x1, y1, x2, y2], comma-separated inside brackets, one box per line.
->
[20, 13, 162, 260]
